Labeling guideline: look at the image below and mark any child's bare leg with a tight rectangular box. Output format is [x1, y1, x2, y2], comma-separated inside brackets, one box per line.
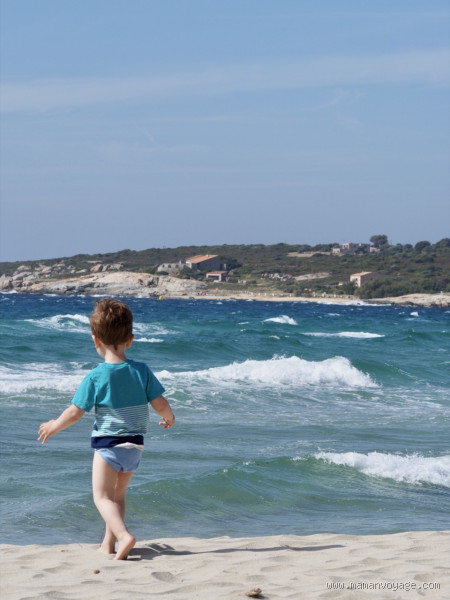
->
[99, 470, 134, 554]
[92, 451, 136, 560]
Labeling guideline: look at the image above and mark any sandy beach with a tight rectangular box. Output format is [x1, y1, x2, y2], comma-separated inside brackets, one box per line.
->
[1, 531, 448, 599]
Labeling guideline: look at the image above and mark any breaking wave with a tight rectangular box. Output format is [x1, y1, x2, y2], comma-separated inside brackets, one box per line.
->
[315, 451, 450, 487]
[159, 355, 377, 389]
[25, 314, 90, 333]
[264, 315, 298, 325]
[305, 331, 384, 339]
[0, 363, 87, 395]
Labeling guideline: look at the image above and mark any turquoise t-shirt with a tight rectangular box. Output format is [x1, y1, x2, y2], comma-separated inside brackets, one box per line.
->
[72, 359, 165, 438]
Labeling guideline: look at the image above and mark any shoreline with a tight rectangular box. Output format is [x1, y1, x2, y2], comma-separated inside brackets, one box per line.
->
[187, 291, 450, 307]
[2, 269, 449, 307]
[1, 287, 449, 308]
[2, 531, 449, 599]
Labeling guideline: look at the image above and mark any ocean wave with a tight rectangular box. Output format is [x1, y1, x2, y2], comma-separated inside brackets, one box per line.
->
[0, 363, 86, 395]
[263, 315, 298, 325]
[158, 355, 377, 389]
[305, 331, 384, 339]
[21, 313, 172, 338]
[133, 322, 173, 336]
[315, 451, 450, 487]
[24, 313, 90, 333]
[135, 337, 164, 343]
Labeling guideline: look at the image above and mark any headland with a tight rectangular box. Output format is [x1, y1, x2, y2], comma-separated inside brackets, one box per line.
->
[1, 240, 449, 307]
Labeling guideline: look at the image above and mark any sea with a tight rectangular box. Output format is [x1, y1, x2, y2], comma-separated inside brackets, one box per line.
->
[1, 292, 449, 546]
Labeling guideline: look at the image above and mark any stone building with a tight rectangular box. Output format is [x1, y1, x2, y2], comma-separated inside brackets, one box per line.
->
[350, 271, 379, 287]
[156, 261, 185, 274]
[185, 254, 226, 271]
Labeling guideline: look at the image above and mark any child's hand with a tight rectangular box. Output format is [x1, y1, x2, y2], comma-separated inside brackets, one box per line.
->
[159, 415, 175, 429]
[38, 420, 56, 444]
[37, 405, 84, 445]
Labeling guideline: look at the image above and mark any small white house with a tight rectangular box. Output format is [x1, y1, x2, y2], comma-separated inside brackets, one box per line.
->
[206, 271, 227, 282]
[332, 242, 372, 255]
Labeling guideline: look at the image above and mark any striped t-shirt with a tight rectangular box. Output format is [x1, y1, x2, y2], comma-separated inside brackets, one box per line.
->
[72, 359, 165, 440]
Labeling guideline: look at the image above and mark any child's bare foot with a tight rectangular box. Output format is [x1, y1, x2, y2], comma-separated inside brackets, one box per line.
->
[98, 541, 116, 555]
[114, 533, 136, 560]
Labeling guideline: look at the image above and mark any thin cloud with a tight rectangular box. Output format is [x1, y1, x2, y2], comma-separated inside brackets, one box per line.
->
[1, 48, 448, 114]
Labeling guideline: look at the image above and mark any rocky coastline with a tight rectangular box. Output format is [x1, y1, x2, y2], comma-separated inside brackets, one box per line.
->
[0, 263, 206, 298]
[1, 263, 449, 307]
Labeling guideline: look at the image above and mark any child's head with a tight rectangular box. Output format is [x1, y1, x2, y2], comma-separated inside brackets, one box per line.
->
[90, 299, 133, 349]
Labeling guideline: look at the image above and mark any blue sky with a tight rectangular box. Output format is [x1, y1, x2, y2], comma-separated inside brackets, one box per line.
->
[1, 1, 449, 261]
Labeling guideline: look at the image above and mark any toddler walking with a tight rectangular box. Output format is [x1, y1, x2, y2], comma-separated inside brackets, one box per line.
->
[38, 298, 175, 560]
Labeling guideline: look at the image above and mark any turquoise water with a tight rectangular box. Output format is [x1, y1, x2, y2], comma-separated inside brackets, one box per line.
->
[1, 293, 449, 545]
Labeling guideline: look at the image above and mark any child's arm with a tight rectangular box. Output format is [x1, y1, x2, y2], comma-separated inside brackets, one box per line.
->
[38, 404, 85, 444]
[150, 395, 175, 429]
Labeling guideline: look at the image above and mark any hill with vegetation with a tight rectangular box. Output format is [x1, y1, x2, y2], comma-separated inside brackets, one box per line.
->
[1, 236, 449, 300]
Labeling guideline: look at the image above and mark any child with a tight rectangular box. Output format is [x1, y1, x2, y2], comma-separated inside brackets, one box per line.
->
[38, 298, 175, 560]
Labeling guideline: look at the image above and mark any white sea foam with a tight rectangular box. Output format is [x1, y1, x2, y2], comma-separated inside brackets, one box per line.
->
[323, 300, 373, 306]
[158, 355, 377, 389]
[315, 451, 450, 487]
[133, 321, 172, 336]
[0, 363, 86, 395]
[264, 315, 298, 325]
[135, 337, 164, 343]
[24, 314, 173, 338]
[25, 313, 90, 333]
[305, 331, 384, 339]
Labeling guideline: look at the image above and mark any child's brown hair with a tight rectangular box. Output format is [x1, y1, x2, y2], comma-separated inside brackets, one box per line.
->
[90, 299, 133, 349]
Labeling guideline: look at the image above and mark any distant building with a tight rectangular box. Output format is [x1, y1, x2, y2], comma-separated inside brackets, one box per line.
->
[332, 243, 374, 255]
[157, 254, 228, 277]
[156, 261, 185, 274]
[185, 254, 226, 271]
[206, 271, 227, 282]
[350, 271, 379, 287]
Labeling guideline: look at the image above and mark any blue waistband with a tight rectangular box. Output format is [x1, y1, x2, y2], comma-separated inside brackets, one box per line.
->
[91, 435, 144, 448]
